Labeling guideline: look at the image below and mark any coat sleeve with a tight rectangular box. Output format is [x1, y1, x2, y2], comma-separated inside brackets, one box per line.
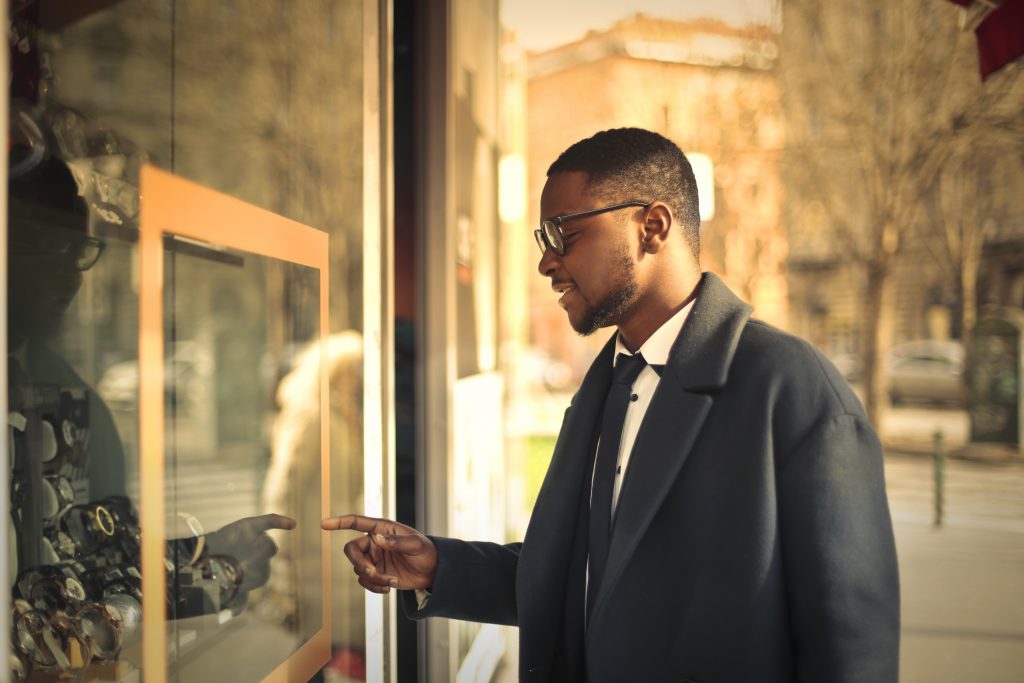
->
[777, 412, 900, 683]
[400, 536, 522, 626]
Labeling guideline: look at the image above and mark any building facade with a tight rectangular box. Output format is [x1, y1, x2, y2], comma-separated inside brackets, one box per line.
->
[523, 14, 787, 377]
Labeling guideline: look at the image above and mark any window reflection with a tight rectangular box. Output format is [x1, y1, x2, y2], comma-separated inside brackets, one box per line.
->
[8, 157, 137, 677]
[7, 0, 367, 678]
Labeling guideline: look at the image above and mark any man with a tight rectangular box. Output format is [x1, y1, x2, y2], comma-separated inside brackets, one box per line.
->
[324, 128, 899, 682]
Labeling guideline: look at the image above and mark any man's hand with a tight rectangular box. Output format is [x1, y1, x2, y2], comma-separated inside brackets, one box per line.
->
[321, 514, 437, 594]
[205, 513, 297, 592]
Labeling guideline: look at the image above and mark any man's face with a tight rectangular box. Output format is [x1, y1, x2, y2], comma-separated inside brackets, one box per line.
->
[8, 218, 87, 343]
[537, 171, 642, 335]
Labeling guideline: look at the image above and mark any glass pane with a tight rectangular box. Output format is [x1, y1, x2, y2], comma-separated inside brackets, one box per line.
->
[8, 0, 367, 679]
[170, 4, 368, 669]
[8, 0, 171, 678]
[162, 238, 323, 680]
[8, 166, 145, 679]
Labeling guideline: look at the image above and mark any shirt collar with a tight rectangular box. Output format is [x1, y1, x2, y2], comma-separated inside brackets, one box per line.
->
[614, 298, 696, 366]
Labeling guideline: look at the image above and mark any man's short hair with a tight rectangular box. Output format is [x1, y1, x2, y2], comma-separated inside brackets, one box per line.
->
[547, 127, 701, 259]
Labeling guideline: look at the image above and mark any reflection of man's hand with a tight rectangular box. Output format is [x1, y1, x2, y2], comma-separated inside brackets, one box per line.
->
[205, 513, 296, 592]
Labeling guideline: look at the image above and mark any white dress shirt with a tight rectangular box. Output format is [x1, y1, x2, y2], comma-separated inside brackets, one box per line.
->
[603, 299, 695, 515]
[583, 300, 695, 610]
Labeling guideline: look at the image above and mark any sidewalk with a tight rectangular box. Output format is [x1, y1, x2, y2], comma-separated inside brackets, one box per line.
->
[884, 448, 1024, 682]
[895, 521, 1024, 682]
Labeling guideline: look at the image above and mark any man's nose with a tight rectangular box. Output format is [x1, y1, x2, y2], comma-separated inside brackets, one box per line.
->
[537, 245, 559, 277]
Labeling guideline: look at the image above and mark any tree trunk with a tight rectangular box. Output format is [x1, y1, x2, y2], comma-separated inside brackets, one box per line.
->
[862, 261, 895, 428]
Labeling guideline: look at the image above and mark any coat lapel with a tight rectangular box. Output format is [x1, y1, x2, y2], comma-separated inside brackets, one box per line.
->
[516, 337, 615, 665]
[589, 273, 753, 626]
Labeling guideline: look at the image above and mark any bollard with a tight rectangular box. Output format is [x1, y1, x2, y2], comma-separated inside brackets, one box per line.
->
[933, 430, 945, 528]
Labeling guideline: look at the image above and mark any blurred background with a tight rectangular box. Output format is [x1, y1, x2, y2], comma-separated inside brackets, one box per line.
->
[491, 1, 1024, 682]
[5, 0, 1023, 681]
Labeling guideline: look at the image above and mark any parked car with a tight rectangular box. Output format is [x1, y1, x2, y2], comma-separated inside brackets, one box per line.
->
[887, 339, 965, 406]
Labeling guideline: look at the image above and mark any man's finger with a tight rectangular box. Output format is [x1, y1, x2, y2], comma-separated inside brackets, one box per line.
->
[358, 576, 391, 594]
[343, 536, 374, 573]
[247, 513, 298, 533]
[342, 538, 397, 585]
[371, 533, 425, 554]
[343, 538, 395, 584]
[322, 514, 385, 533]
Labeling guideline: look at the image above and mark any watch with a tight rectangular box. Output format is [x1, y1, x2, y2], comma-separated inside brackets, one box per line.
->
[200, 554, 243, 608]
[73, 602, 122, 660]
[61, 503, 116, 555]
[13, 602, 57, 668]
[27, 565, 87, 611]
[92, 504, 116, 537]
[45, 528, 78, 560]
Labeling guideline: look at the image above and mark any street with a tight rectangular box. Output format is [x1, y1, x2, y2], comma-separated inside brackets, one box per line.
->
[884, 405, 1024, 682]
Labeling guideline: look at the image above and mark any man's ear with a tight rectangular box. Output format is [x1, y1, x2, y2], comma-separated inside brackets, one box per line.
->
[641, 202, 674, 253]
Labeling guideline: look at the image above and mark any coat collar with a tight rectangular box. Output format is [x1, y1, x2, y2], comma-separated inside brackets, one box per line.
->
[666, 271, 753, 391]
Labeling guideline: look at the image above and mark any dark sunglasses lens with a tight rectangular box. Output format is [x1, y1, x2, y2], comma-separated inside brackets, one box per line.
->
[542, 222, 564, 255]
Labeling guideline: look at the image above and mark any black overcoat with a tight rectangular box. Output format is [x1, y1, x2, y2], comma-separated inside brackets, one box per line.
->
[407, 273, 900, 683]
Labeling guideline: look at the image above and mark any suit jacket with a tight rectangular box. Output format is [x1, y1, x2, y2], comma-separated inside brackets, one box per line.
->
[407, 273, 900, 683]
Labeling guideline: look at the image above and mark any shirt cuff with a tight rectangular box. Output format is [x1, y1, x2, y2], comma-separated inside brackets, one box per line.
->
[414, 589, 431, 610]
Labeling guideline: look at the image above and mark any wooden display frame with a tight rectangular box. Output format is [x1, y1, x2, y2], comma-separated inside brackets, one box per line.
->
[138, 165, 330, 682]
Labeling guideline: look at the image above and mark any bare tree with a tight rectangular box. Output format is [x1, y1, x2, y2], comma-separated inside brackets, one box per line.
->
[779, 0, 1022, 425]
[923, 136, 1024, 386]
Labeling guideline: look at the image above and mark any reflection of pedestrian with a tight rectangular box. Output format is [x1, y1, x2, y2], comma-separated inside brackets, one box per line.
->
[262, 333, 365, 658]
[327, 129, 899, 682]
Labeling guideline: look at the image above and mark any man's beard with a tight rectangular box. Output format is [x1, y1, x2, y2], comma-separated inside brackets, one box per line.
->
[572, 249, 639, 336]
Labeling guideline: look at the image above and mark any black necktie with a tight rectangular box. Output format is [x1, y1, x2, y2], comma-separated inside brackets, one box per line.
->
[587, 352, 647, 622]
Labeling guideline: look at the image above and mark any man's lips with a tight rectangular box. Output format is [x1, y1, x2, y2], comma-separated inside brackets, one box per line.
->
[552, 281, 576, 308]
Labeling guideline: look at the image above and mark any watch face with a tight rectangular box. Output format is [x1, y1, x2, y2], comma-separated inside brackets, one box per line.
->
[64, 576, 87, 603]
[61, 419, 76, 446]
[54, 476, 75, 506]
[93, 505, 116, 537]
[15, 610, 56, 667]
[54, 530, 77, 558]
[15, 619, 40, 657]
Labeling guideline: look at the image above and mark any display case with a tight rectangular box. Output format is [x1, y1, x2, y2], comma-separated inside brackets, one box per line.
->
[6, 2, 376, 680]
[7, 161, 332, 682]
